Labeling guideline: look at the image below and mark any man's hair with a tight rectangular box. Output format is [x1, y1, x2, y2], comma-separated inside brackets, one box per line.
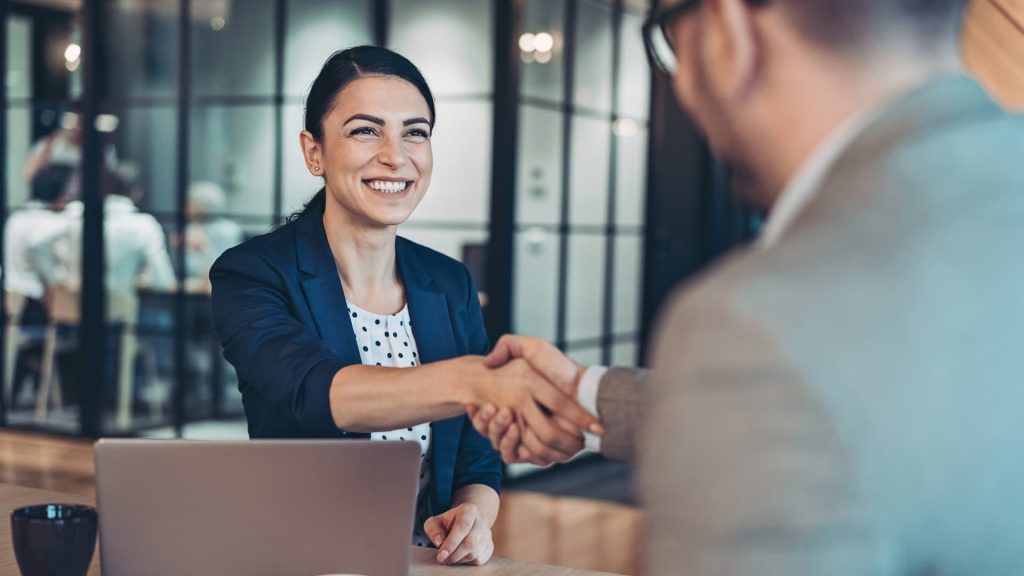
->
[778, 0, 965, 53]
[31, 166, 73, 204]
[109, 162, 140, 197]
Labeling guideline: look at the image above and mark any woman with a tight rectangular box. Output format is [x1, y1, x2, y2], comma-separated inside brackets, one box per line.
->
[211, 46, 598, 566]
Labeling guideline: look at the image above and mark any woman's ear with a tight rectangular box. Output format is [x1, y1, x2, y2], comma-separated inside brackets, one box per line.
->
[706, 0, 761, 99]
[299, 130, 323, 177]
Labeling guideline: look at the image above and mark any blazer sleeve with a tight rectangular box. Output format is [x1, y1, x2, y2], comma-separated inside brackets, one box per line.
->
[452, 265, 503, 495]
[210, 245, 348, 436]
[596, 367, 646, 462]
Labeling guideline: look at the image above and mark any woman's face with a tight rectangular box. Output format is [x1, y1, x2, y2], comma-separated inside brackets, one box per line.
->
[302, 76, 433, 229]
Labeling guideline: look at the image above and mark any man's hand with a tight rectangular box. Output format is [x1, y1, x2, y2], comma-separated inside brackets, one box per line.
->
[471, 357, 596, 462]
[423, 502, 493, 566]
[470, 335, 603, 466]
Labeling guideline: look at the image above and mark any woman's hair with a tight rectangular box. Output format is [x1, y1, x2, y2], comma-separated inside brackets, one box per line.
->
[289, 45, 436, 222]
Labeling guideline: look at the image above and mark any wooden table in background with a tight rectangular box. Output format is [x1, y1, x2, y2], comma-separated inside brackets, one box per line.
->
[0, 483, 626, 576]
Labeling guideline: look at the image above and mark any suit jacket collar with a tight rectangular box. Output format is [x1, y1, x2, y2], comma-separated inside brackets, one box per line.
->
[293, 204, 458, 374]
[840, 74, 1003, 167]
[765, 75, 1003, 247]
[293, 205, 436, 291]
[294, 204, 335, 277]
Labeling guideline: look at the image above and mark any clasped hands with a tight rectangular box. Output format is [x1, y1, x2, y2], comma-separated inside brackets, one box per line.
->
[422, 335, 603, 567]
[467, 335, 603, 466]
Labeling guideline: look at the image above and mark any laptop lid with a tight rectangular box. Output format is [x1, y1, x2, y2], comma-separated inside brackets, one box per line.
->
[95, 439, 420, 576]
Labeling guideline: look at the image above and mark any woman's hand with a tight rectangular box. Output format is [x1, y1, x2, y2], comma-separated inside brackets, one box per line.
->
[461, 356, 601, 463]
[422, 502, 494, 566]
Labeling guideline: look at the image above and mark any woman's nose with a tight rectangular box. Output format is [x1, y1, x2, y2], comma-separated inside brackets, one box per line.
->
[376, 136, 409, 169]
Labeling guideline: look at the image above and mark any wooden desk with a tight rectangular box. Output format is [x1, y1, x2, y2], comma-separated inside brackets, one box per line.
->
[0, 483, 625, 576]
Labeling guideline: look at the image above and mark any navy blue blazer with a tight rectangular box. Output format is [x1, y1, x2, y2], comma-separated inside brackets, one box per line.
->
[209, 204, 501, 513]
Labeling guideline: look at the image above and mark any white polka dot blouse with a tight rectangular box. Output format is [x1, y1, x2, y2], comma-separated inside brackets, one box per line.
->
[346, 301, 433, 547]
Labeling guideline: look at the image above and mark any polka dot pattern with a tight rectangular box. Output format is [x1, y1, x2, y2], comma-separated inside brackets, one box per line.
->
[347, 300, 432, 546]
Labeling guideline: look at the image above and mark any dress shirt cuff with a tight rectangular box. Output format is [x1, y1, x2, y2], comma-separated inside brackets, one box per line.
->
[577, 365, 608, 453]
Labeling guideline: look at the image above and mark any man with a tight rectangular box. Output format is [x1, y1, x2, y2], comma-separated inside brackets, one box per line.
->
[34, 163, 175, 295]
[5, 166, 74, 305]
[474, 0, 1024, 573]
[4, 166, 74, 406]
[181, 181, 244, 286]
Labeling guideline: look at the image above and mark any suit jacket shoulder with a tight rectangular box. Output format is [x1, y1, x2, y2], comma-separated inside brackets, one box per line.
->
[638, 75, 1024, 575]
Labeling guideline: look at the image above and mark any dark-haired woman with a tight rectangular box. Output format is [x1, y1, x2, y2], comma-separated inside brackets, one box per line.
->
[211, 46, 597, 566]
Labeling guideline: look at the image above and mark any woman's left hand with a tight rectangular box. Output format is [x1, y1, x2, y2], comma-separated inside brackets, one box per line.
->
[423, 502, 494, 566]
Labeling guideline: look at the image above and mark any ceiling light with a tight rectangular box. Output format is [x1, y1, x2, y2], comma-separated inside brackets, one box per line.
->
[64, 43, 81, 63]
[518, 32, 536, 53]
[534, 32, 554, 53]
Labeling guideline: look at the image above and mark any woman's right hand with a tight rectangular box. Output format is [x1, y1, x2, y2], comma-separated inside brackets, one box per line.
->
[423, 502, 494, 566]
[461, 356, 598, 463]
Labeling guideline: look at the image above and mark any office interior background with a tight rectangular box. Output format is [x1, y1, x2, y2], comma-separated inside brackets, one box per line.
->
[0, 0, 1019, 472]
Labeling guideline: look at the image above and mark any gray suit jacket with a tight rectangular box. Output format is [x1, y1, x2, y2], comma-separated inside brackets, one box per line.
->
[597, 76, 1024, 575]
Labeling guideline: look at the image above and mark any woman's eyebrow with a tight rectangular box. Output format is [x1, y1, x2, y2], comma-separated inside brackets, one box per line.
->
[343, 113, 384, 126]
[342, 114, 430, 127]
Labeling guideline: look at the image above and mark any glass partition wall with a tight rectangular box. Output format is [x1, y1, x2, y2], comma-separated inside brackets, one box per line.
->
[508, 0, 649, 476]
[0, 0, 651, 440]
[513, 0, 649, 367]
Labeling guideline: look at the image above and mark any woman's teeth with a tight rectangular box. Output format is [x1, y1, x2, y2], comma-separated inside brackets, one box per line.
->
[367, 180, 408, 193]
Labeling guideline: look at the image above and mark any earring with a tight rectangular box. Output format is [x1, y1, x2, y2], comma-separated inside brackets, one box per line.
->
[312, 165, 321, 174]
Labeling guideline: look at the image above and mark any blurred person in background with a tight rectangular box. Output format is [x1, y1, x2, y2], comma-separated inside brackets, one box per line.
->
[23, 103, 118, 197]
[4, 165, 74, 407]
[471, 0, 1024, 574]
[179, 181, 244, 290]
[35, 162, 175, 296]
[5, 165, 74, 309]
[29, 162, 177, 410]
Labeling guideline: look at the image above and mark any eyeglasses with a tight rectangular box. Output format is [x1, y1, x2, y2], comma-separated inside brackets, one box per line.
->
[643, 0, 769, 76]
[642, 0, 701, 76]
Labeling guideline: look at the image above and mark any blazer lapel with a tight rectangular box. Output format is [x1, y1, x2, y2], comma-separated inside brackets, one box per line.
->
[397, 238, 463, 511]
[397, 237, 458, 365]
[294, 209, 362, 367]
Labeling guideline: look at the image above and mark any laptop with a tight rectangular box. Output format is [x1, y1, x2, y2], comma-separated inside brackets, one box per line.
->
[95, 439, 421, 576]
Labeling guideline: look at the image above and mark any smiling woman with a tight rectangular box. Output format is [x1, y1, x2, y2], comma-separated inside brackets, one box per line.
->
[209, 46, 601, 568]
[302, 75, 433, 238]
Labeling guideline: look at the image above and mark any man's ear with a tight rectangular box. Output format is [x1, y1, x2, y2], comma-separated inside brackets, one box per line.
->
[705, 0, 761, 99]
[299, 130, 322, 176]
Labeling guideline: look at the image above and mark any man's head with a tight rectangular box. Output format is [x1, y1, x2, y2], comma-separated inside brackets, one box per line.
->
[31, 165, 74, 210]
[645, 0, 964, 208]
[108, 162, 143, 203]
[186, 181, 227, 222]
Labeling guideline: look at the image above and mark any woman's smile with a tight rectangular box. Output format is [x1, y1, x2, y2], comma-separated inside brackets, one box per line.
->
[364, 178, 415, 199]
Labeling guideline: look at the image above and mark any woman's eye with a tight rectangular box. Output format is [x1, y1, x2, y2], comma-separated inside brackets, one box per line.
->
[405, 129, 430, 140]
[351, 126, 379, 137]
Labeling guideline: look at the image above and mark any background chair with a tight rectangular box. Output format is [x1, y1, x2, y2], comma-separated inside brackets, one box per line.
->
[35, 287, 153, 429]
[4, 292, 27, 408]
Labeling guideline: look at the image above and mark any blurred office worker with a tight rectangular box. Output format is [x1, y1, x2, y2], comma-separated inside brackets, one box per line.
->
[23, 104, 118, 198]
[33, 163, 175, 295]
[182, 181, 244, 285]
[4, 166, 73, 308]
[211, 46, 596, 566]
[472, 0, 1024, 574]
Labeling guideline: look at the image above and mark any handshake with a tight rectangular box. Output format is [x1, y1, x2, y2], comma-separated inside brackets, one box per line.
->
[464, 335, 604, 466]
